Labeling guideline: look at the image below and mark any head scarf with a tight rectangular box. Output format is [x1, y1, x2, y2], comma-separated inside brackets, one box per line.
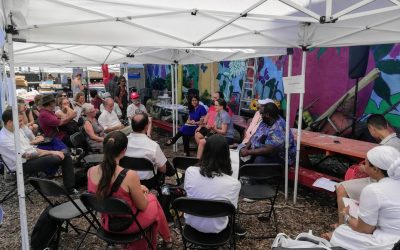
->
[367, 145, 400, 179]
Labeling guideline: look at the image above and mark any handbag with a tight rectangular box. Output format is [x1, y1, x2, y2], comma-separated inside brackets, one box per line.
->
[272, 232, 333, 249]
[107, 168, 136, 232]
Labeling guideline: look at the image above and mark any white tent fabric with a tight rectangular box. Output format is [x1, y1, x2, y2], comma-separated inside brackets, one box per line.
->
[5, 0, 400, 49]
[12, 42, 287, 66]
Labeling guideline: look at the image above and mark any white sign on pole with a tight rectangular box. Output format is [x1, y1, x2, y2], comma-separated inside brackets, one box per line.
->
[283, 75, 305, 94]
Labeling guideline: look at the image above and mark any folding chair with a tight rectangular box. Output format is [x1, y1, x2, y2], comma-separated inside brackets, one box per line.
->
[119, 156, 163, 194]
[173, 197, 236, 250]
[171, 156, 199, 186]
[70, 131, 103, 169]
[0, 154, 34, 204]
[80, 192, 155, 250]
[28, 177, 91, 249]
[238, 163, 282, 239]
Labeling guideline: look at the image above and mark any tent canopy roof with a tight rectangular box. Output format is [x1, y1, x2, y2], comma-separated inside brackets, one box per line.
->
[4, 0, 400, 50]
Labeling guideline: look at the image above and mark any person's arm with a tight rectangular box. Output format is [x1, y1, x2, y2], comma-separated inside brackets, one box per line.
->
[213, 123, 228, 135]
[343, 206, 376, 234]
[241, 144, 279, 157]
[84, 121, 104, 142]
[36, 148, 64, 159]
[127, 170, 148, 210]
[58, 110, 76, 126]
[27, 110, 35, 125]
[155, 145, 167, 173]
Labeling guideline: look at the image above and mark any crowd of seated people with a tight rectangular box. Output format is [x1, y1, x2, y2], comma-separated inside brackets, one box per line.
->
[3, 87, 400, 250]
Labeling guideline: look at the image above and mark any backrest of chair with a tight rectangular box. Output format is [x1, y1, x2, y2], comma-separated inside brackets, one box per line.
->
[70, 131, 86, 148]
[173, 197, 235, 218]
[28, 177, 67, 197]
[80, 193, 133, 216]
[120, 157, 155, 173]
[239, 163, 282, 180]
[172, 156, 199, 171]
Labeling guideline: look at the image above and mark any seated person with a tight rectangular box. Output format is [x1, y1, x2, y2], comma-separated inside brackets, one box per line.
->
[184, 134, 241, 233]
[242, 98, 274, 144]
[98, 97, 131, 135]
[100, 92, 122, 118]
[55, 97, 79, 136]
[72, 92, 86, 124]
[18, 98, 39, 135]
[165, 95, 207, 156]
[125, 113, 170, 188]
[38, 94, 76, 148]
[31, 94, 43, 121]
[127, 92, 152, 137]
[82, 103, 104, 152]
[335, 114, 400, 224]
[87, 131, 171, 249]
[195, 91, 232, 145]
[0, 109, 77, 194]
[196, 98, 236, 158]
[17, 104, 44, 145]
[239, 102, 296, 165]
[89, 89, 103, 111]
[328, 146, 400, 249]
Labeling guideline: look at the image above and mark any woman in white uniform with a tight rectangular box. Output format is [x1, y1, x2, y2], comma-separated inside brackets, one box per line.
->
[330, 145, 400, 250]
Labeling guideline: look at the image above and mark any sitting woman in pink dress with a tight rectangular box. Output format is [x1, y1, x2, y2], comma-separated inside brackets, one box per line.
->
[87, 131, 172, 249]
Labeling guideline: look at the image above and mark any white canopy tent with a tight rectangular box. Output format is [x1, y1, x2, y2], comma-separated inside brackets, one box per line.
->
[1, 1, 400, 248]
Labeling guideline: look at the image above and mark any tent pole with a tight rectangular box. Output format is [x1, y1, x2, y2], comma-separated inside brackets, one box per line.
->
[171, 64, 176, 152]
[284, 52, 293, 200]
[6, 31, 30, 250]
[175, 63, 179, 138]
[293, 50, 306, 205]
[333, 0, 385, 19]
[87, 67, 91, 101]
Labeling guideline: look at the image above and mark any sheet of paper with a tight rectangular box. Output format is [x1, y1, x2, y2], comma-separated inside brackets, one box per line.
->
[343, 197, 359, 218]
[312, 177, 338, 192]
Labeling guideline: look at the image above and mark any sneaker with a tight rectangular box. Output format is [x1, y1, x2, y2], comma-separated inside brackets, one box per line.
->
[235, 224, 247, 237]
[243, 198, 256, 203]
[67, 188, 79, 195]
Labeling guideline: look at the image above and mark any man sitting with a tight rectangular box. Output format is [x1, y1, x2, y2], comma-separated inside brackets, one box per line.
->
[98, 97, 131, 135]
[239, 102, 296, 165]
[125, 112, 169, 188]
[0, 109, 77, 194]
[127, 92, 152, 137]
[335, 114, 400, 224]
[99, 92, 122, 118]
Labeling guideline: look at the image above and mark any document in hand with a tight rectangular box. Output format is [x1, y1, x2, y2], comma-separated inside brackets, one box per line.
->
[343, 197, 359, 218]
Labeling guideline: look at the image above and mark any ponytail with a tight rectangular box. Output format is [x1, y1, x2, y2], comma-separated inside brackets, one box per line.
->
[96, 131, 128, 199]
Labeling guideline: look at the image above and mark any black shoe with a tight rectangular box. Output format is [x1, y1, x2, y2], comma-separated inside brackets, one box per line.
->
[235, 224, 247, 237]
[67, 188, 79, 195]
[164, 139, 174, 146]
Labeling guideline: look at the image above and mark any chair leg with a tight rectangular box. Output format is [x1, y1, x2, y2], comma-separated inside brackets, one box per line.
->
[75, 224, 92, 250]
[0, 188, 17, 203]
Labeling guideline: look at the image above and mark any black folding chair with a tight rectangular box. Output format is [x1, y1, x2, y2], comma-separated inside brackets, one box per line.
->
[80, 192, 155, 250]
[70, 131, 103, 169]
[171, 156, 199, 186]
[28, 177, 91, 249]
[238, 163, 282, 239]
[173, 197, 236, 250]
[119, 156, 163, 194]
[0, 154, 34, 204]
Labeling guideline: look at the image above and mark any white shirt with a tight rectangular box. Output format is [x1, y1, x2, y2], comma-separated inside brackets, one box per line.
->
[100, 103, 122, 117]
[98, 110, 122, 130]
[127, 103, 147, 119]
[184, 166, 241, 233]
[73, 103, 83, 123]
[125, 132, 167, 180]
[0, 128, 37, 171]
[380, 133, 400, 151]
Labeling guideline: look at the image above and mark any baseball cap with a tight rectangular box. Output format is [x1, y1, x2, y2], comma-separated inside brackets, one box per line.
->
[257, 98, 274, 105]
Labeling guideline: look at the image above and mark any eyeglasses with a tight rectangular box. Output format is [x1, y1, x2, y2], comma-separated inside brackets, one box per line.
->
[61, 95, 67, 97]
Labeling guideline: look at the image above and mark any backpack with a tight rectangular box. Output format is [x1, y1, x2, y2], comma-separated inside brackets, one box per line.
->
[31, 206, 63, 250]
[272, 232, 333, 249]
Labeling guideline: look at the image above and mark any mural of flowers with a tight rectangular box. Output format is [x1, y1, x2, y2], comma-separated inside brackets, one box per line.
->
[255, 57, 285, 101]
[217, 60, 246, 101]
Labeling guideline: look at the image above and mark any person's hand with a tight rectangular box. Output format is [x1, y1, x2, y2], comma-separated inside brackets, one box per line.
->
[342, 206, 350, 216]
[240, 148, 249, 157]
[33, 135, 44, 144]
[52, 151, 65, 160]
[140, 185, 149, 195]
[206, 124, 211, 129]
[195, 126, 201, 132]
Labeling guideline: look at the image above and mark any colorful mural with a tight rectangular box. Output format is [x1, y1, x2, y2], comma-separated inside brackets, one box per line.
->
[364, 44, 400, 127]
[145, 64, 171, 90]
[255, 56, 285, 101]
[182, 64, 199, 90]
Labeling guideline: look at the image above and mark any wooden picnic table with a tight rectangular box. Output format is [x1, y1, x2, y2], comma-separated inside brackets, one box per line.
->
[292, 128, 377, 159]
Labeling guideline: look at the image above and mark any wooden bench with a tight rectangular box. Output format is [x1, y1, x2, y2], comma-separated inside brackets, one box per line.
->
[152, 119, 182, 133]
[288, 166, 342, 193]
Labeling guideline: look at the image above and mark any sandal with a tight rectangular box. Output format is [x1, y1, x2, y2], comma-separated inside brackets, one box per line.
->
[164, 139, 174, 146]
[321, 232, 333, 240]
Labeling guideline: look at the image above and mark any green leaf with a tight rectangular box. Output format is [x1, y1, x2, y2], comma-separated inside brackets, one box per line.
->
[317, 48, 327, 60]
[216, 73, 222, 80]
[374, 44, 394, 61]
[376, 59, 400, 74]
[373, 77, 392, 107]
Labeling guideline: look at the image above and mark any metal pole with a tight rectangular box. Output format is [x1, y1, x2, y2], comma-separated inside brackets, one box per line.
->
[284, 53, 293, 200]
[86, 67, 90, 102]
[175, 64, 179, 136]
[1, 60, 8, 180]
[6, 31, 30, 250]
[294, 51, 307, 205]
[171, 64, 177, 152]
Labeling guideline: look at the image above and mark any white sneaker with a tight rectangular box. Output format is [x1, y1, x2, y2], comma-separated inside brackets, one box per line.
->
[243, 198, 256, 203]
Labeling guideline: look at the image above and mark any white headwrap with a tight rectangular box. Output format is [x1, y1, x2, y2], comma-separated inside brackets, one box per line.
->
[367, 146, 400, 179]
